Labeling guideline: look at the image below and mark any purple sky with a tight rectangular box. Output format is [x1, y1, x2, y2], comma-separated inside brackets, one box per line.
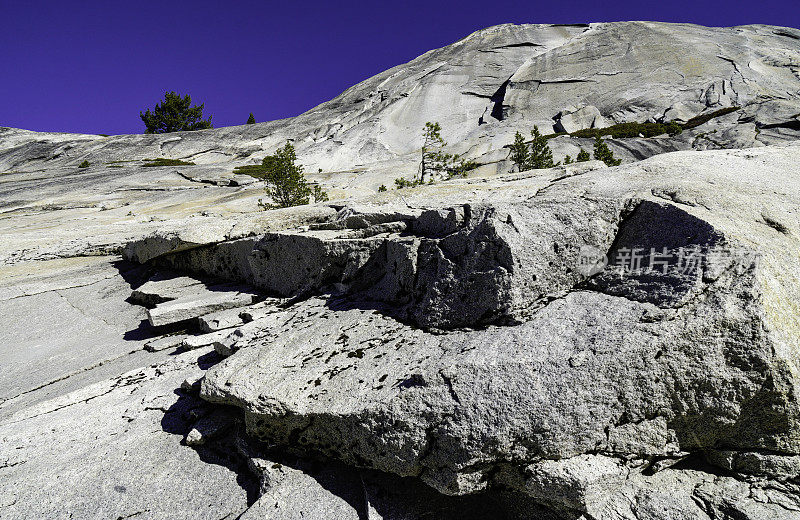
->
[2, 0, 798, 135]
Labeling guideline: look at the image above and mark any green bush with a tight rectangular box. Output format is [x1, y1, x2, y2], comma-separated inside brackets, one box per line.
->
[576, 148, 590, 162]
[140, 91, 213, 134]
[257, 142, 327, 208]
[246, 113, 256, 125]
[563, 155, 573, 165]
[682, 106, 740, 129]
[541, 107, 739, 143]
[143, 158, 195, 167]
[312, 184, 329, 203]
[572, 121, 682, 139]
[78, 160, 90, 168]
[378, 184, 387, 192]
[233, 164, 269, 176]
[593, 136, 622, 166]
[394, 177, 420, 189]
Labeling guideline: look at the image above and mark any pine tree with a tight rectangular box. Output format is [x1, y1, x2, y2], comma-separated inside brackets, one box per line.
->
[526, 126, 557, 169]
[576, 148, 591, 162]
[246, 113, 256, 124]
[592, 136, 622, 166]
[509, 132, 529, 171]
[258, 142, 327, 208]
[419, 122, 476, 182]
[140, 91, 213, 134]
[563, 155, 573, 165]
[420, 122, 447, 181]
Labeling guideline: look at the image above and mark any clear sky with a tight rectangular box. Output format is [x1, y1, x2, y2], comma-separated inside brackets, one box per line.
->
[2, 0, 798, 135]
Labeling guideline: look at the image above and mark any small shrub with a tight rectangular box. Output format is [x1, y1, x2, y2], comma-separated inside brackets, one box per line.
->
[78, 160, 90, 168]
[563, 155, 573, 165]
[448, 159, 479, 178]
[593, 136, 622, 166]
[312, 184, 329, 203]
[143, 158, 195, 167]
[233, 164, 269, 177]
[246, 113, 256, 125]
[378, 184, 387, 192]
[576, 148, 591, 162]
[394, 177, 420, 189]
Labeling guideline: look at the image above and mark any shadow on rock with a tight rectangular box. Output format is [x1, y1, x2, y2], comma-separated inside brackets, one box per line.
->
[159, 353, 260, 506]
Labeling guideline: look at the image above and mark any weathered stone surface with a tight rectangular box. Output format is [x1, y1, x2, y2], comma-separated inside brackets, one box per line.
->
[144, 333, 187, 352]
[198, 306, 247, 332]
[3, 20, 800, 520]
[147, 285, 259, 326]
[0, 348, 254, 519]
[181, 330, 232, 351]
[554, 105, 607, 133]
[130, 273, 205, 306]
[184, 408, 238, 446]
[191, 144, 800, 517]
[0, 257, 156, 406]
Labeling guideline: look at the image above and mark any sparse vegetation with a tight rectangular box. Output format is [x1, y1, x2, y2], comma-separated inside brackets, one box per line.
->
[564, 155, 573, 165]
[576, 148, 591, 162]
[571, 121, 682, 139]
[592, 136, 622, 166]
[78, 160, 90, 168]
[509, 132, 529, 171]
[312, 184, 329, 203]
[509, 126, 561, 171]
[527, 126, 558, 169]
[233, 164, 269, 176]
[140, 91, 213, 134]
[682, 106, 740, 130]
[246, 113, 256, 125]
[256, 142, 328, 208]
[418, 122, 478, 182]
[143, 158, 196, 167]
[394, 177, 421, 189]
[539, 107, 740, 142]
[378, 184, 387, 192]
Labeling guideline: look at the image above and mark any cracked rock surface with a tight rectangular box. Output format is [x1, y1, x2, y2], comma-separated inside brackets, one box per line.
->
[190, 144, 800, 517]
[2, 20, 800, 520]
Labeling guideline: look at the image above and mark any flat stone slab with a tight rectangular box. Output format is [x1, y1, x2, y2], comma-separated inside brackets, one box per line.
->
[181, 330, 231, 351]
[130, 275, 206, 307]
[144, 334, 188, 352]
[198, 307, 246, 332]
[147, 287, 258, 327]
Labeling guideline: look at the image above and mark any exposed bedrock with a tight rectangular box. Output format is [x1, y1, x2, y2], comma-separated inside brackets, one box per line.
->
[197, 206, 799, 498]
[123, 150, 790, 520]
[148, 194, 631, 329]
